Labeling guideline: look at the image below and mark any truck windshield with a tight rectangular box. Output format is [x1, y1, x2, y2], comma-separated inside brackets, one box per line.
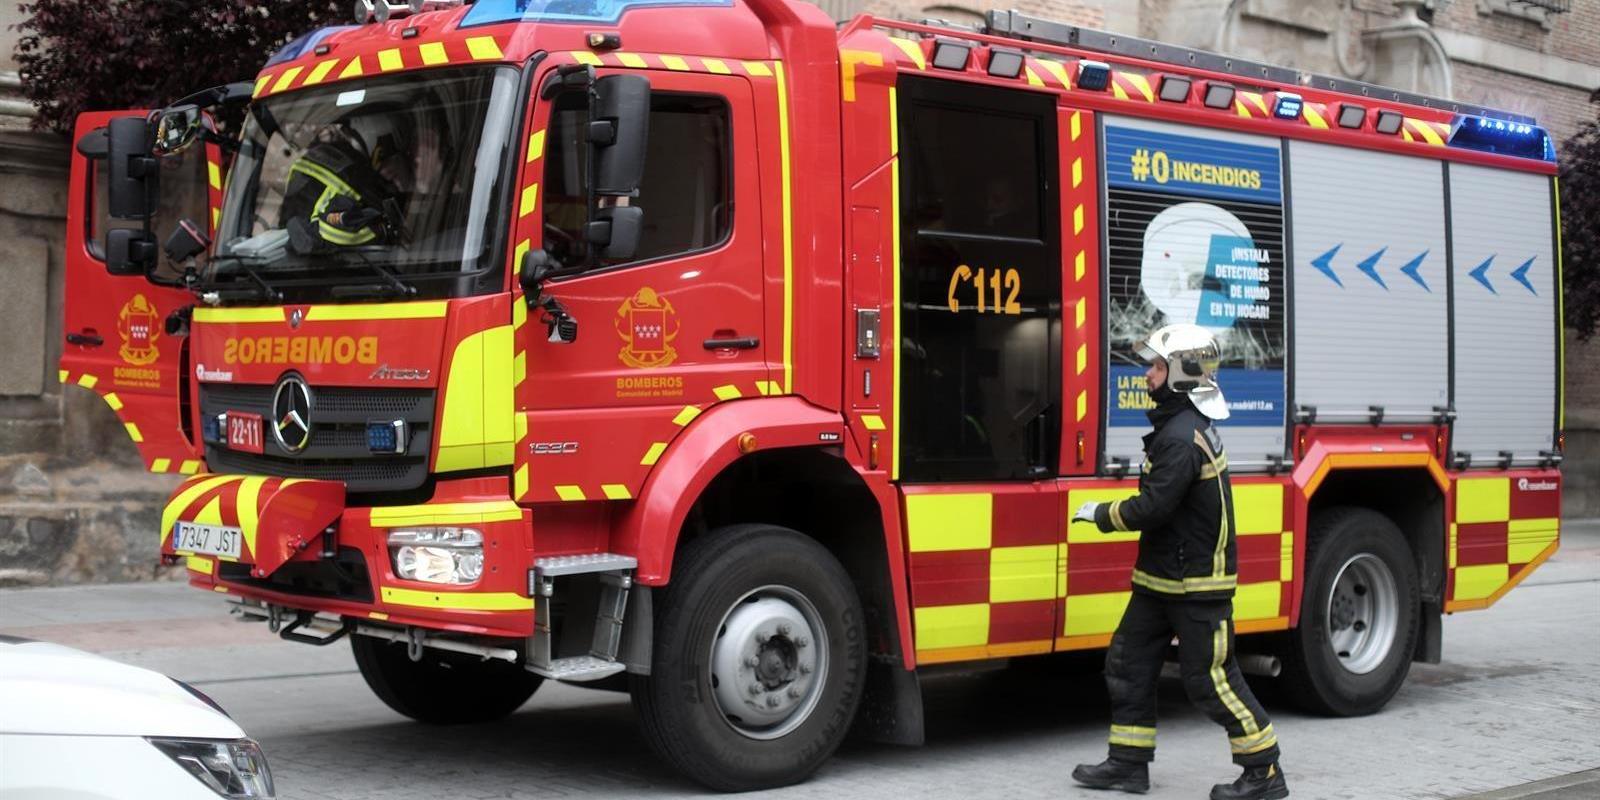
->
[210, 65, 519, 301]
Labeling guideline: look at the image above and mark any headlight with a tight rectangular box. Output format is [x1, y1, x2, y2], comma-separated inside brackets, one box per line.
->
[389, 527, 483, 585]
[147, 737, 274, 799]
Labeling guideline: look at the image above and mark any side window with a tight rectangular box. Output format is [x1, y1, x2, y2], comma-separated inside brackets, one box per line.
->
[898, 79, 1060, 482]
[543, 91, 730, 268]
[90, 145, 212, 282]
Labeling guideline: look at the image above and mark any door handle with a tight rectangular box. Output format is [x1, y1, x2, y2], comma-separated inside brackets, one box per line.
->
[703, 336, 760, 350]
[66, 331, 104, 347]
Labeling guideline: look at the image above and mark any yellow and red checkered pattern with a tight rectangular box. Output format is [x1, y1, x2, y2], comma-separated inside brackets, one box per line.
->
[905, 480, 1295, 665]
[1447, 473, 1561, 611]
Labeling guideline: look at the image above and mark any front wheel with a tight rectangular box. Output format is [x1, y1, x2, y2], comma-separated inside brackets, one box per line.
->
[351, 634, 543, 724]
[1279, 506, 1419, 716]
[630, 524, 867, 791]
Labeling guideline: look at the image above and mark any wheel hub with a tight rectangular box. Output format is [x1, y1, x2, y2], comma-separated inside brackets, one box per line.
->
[709, 589, 827, 740]
[1324, 553, 1399, 675]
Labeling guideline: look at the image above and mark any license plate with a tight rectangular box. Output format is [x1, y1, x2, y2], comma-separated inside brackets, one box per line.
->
[173, 522, 244, 560]
[227, 411, 264, 454]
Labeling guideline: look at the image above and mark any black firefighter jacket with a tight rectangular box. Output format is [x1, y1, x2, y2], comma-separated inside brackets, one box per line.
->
[1093, 393, 1238, 601]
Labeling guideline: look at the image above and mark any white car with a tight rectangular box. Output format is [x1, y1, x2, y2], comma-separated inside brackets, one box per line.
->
[0, 636, 274, 799]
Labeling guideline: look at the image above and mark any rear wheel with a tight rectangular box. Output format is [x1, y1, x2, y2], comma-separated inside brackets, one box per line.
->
[1279, 506, 1419, 716]
[631, 524, 867, 791]
[351, 634, 543, 724]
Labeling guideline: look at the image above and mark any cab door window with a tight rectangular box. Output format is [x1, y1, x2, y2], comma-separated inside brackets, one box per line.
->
[898, 78, 1061, 482]
[542, 92, 731, 268]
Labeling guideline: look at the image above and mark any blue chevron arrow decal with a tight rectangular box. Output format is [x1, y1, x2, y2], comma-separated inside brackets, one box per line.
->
[1311, 244, 1343, 287]
[1510, 256, 1537, 295]
[1355, 247, 1389, 290]
[1398, 250, 1430, 292]
[1469, 255, 1496, 294]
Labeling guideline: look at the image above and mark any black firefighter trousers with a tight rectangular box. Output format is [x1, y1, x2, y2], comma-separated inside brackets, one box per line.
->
[1103, 592, 1280, 767]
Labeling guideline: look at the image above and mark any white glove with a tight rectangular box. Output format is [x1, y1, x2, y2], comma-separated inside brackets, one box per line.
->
[1072, 501, 1101, 525]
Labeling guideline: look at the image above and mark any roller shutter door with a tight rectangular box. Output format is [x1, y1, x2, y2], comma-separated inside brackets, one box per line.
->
[1287, 141, 1449, 423]
[1448, 164, 1558, 466]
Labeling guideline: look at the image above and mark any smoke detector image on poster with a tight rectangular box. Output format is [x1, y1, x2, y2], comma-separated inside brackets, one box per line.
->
[1140, 202, 1254, 329]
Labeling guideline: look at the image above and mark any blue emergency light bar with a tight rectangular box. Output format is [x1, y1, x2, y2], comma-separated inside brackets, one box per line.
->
[1449, 115, 1555, 162]
[462, 0, 731, 26]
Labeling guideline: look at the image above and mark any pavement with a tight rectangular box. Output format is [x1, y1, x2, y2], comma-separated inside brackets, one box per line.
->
[2, 520, 1598, 800]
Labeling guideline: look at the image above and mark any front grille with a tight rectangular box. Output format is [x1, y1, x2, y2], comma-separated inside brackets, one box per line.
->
[200, 384, 435, 493]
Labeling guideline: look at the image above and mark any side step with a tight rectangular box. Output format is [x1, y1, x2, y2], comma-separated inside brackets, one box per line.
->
[525, 553, 637, 682]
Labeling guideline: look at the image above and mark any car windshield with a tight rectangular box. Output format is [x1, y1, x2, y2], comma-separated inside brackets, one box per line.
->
[210, 66, 519, 300]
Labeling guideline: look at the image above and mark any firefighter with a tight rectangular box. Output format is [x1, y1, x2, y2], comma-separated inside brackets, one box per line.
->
[1069, 323, 1288, 800]
[280, 113, 412, 255]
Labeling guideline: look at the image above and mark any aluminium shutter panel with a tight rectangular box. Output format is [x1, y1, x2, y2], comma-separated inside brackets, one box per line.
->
[1287, 141, 1450, 422]
[1448, 164, 1557, 465]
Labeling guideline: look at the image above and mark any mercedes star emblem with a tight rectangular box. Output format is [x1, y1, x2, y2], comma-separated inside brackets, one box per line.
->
[289, 308, 305, 329]
[271, 375, 313, 453]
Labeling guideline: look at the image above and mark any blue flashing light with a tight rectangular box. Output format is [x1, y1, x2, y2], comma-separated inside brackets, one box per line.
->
[461, 0, 733, 27]
[202, 413, 222, 444]
[1076, 60, 1111, 92]
[265, 26, 356, 67]
[1449, 114, 1554, 162]
[367, 421, 398, 453]
[1272, 92, 1302, 120]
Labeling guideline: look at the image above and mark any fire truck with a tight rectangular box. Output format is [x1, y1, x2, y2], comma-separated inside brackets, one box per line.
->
[59, 0, 1565, 789]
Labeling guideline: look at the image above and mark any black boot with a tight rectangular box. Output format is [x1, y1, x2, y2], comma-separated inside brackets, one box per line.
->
[1071, 758, 1150, 794]
[1209, 763, 1288, 800]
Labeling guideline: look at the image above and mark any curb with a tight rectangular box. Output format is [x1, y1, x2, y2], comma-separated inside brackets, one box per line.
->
[1454, 769, 1600, 799]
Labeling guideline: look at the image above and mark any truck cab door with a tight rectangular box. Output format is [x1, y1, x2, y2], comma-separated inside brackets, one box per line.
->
[61, 110, 217, 474]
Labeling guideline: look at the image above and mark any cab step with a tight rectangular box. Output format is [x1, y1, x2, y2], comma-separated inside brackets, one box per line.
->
[525, 553, 637, 682]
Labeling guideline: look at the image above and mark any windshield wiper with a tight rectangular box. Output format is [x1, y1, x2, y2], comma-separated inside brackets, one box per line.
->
[323, 249, 419, 300]
[201, 254, 285, 303]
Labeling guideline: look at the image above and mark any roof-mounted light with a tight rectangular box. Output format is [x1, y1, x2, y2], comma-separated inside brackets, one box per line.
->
[1272, 92, 1303, 120]
[1157, 75, 1191, 103]
[356, 0, 459, 24]
[1374, 109, 1404, 135]
[1201, 81, 1235, 110]
[1076, 60, 1111, 91]
[986, 48, 1024, 79]
[1450, 115, 1554, 161]
[931, 40, 971, 71]
[1336, 102, 1366, 129]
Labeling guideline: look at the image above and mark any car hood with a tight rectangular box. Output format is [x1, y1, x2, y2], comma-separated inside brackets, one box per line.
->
[0, 638, 243, 738]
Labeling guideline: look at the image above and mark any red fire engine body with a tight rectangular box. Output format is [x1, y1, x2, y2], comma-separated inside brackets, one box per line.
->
[59, 0, 1565, 789]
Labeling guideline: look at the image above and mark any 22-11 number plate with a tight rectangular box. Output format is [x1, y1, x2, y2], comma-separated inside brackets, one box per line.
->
[173, 521, 243, 560]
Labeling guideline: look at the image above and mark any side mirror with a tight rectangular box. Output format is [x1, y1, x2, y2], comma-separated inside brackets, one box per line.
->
[153, 104, 203, 155]
[589, 75, 650, 195]
[518, 248, 556, 301]
[107, 116, 157, 220]
[106, 228, 158, 276]
[585, 205, 643, 262]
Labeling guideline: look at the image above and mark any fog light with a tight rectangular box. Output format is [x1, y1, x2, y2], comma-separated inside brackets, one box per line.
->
[389, 527, 483, 585]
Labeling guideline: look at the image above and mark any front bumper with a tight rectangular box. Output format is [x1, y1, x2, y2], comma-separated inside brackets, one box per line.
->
[162, 474, 535, 639]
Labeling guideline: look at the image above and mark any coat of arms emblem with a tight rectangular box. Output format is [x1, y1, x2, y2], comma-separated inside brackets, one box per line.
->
[615, 287, 679, 369]
[117, 294, 161, 367]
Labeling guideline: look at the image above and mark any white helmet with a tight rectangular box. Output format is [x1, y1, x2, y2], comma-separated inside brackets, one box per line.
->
[1136, 323, 1229, 420]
